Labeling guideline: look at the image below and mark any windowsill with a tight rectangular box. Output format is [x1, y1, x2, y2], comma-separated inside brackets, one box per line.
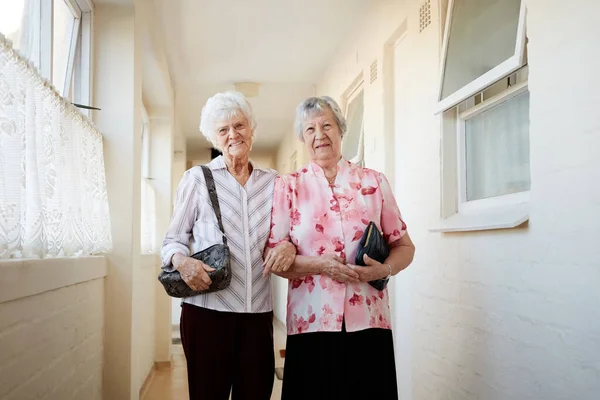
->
[429, 202, 529, 233]
[0, 256, 107, 304]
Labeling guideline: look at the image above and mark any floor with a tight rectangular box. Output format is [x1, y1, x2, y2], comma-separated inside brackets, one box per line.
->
[141, 322, 287, 400]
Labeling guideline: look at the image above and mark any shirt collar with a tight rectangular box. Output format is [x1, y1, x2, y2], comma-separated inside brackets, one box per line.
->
[207, 155, 269, 172]
[309, 157, 351, 177]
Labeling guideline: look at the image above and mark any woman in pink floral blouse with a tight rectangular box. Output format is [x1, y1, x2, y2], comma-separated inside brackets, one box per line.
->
[263, 96, 415, 400]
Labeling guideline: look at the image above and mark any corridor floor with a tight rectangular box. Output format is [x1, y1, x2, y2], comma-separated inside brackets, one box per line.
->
[141, 322, 287, 400]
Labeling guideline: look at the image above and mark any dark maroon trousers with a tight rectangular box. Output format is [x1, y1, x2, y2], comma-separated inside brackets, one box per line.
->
[180, 303, 275, 400]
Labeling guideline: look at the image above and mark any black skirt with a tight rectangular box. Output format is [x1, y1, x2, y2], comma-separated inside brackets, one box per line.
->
[281, 322, 398, 400]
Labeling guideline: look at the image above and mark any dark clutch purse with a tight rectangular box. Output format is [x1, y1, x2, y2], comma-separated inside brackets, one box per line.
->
[158, 166, 232, 298]
[355, 221, 390, 291]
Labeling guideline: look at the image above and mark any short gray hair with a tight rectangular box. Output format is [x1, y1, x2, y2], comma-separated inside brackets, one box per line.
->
[294, 96, 347, 141]
[199, 91, 257, 148]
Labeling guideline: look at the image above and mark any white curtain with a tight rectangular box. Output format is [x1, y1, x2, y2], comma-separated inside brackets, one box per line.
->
[465, 91, 531, 201]
[0, 33, 112, 258]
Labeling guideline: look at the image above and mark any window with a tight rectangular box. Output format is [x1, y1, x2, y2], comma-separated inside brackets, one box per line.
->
[0, 0, 27, 53]
[341, 83, 364, 164]
[0, 0, 93, 107]
[437, 0, 527, 113]
[436, 0, 529, 231]
[140, 107, 156, 253]
[52, 0, 80, 98]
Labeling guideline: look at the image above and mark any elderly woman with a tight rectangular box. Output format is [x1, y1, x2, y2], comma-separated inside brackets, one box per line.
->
[161, 91, 295, 400]
[263, 96, 415, 400]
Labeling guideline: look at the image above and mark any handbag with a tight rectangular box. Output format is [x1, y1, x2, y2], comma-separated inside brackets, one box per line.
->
[355, 221, 390, 291]
[158, 166, 232, 298]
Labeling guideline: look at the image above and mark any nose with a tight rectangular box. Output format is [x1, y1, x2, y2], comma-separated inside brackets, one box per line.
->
[315, 126, 326, 140]
[227, 126, 239, 139]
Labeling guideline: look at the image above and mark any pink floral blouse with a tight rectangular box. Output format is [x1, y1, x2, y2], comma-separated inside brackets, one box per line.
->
[267, 158, 407, 335]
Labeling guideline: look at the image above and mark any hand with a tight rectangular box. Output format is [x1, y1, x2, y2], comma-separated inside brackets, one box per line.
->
[263, 241, 297, 277]
[172, 254, 215, 291]
[348, 254, 390, 282]
[321, 255, 360, 284]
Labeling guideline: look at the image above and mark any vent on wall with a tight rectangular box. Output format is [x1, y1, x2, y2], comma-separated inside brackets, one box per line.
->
[419, 0, 432, 33]
[370, 60, 378, 84]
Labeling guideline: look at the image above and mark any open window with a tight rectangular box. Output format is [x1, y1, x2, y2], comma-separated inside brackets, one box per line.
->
[434, 0, 530, 232]
[341, 82, 365, 165]
[436, 0, 527, 114]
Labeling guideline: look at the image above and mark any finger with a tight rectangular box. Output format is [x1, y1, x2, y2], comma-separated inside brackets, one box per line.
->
[264, 253, 277, 272]
[281, 258, 293, 272]
[363, 254, 378, 266]
[203, 263, 216, 272]
[263, 251, 274, 267]
[333, 255, 346, 264]
[201, 272, 212, 286]
[343, 265, 360, 279]
[263, 262, 273, 277]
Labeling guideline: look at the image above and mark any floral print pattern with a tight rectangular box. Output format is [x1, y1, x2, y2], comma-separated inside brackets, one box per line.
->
[268, 159, 407, 335]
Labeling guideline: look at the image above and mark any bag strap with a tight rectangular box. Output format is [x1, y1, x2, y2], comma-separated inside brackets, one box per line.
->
[200, 166, 227, 246]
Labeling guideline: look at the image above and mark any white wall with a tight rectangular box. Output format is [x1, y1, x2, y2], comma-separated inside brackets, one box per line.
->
[0, 258, 106, 400]
[135, 255, 159, 390]
[313, 0, 600, 399]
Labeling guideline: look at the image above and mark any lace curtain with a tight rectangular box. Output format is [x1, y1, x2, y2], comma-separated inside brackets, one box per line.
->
[0, 34, 112, 258]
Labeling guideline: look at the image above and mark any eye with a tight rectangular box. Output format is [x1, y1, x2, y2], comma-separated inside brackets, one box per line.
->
[305, 127, 314, 134]
[323, 124, 331, 129]
[218, 128, 228, 134]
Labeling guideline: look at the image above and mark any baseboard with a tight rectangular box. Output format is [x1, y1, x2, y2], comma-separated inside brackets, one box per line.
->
[139, 365, 156, 399]
[155, 360, 172, 371]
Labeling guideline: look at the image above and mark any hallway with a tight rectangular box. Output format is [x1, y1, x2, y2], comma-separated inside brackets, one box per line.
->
[1, 0, 600, 399]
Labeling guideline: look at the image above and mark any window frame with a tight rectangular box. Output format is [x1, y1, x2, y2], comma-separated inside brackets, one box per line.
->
[456, 80, 530, 214]
[436, 0, 528, 114]
[342, 79, 365, 165]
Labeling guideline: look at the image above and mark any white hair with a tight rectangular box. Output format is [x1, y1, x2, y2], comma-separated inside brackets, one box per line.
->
[199, 91, 257, 149]
[294, 96, 347, 141]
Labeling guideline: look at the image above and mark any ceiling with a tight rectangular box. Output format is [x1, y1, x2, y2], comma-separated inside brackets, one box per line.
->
[152, 0, 373, 152]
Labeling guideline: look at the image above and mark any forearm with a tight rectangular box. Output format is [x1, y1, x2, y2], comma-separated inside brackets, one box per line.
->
[385, 239, 415, 276]
[272, 255, 324, 280]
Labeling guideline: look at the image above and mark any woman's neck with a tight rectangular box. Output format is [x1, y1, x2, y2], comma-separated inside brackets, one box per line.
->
[314, 157, 340, 179]
[224, 154, 252, 185]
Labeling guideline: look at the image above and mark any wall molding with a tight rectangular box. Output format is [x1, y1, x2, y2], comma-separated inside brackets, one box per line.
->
[0, 256, 107, 303]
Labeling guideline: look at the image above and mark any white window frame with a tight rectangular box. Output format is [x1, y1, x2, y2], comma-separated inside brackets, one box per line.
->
[456, 80, 530, 214]
[141, 106, 151, 179]
[435, 0, 528, 114]
[342, 79, 365, 165]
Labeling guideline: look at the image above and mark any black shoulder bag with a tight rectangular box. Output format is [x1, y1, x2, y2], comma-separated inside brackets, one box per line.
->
[158, 166, 232, 298]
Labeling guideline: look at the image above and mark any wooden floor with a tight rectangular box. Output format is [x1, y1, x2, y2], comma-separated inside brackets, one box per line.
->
[141, 322, 287, 400]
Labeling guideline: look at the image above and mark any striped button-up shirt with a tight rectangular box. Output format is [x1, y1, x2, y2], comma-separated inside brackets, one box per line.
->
[161, 156, 277, 313]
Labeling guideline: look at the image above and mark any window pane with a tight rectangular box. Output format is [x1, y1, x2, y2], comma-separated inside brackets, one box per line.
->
[441, 0, 521, 100]
[52, 0, 75, 95]
[465, 91, 530, 201]
[342, 89, 364, 161]
[0, 0, 26, 53]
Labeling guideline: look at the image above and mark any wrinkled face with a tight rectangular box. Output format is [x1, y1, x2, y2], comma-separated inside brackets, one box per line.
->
[214, 114, 253, 159]
[301, 108, 342, 163]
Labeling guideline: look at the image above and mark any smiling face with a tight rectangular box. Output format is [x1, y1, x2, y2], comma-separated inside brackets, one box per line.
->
[301, 107, 343, 164]
[214, 113, 253, 160]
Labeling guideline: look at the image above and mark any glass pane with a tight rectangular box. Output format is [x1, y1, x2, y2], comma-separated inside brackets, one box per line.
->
[53, 0, 75, 95]
[465, 91, 530, 201]
[342, 89, 364, 161]
[0, 0, 27, 53]
[441, 0, 521, 100]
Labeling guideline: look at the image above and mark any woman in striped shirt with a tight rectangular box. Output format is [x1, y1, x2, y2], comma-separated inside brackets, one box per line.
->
[161, 91, 295, 400]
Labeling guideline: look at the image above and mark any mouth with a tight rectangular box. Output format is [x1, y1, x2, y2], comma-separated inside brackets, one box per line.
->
[315, 144, 330, 149]
[229, 141, 244, 148]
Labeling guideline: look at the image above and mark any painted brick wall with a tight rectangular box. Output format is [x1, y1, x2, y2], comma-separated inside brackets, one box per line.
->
[313, 0, 600, 399]
[0, 279, 104, 400]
